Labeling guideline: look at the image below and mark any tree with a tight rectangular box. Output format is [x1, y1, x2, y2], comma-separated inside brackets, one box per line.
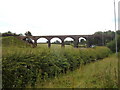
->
[2, 31, 21, 37]
[18, 33, 23, 36]
[8, 31, 12, 34]
[92, 30, 116, 46]
[25, 31, 32, 36]
[24, 31, 33, 44]
[80, 39, 86, 44]
[52, 40, 60, 44]
[107, 35, 120, 52]
[64, 41, 73, 45]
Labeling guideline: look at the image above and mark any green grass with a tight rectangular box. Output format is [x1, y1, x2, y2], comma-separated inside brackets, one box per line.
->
[33, 54, 118, 88]
[37, 43, 73, 49]
[2, 36, 31, 47]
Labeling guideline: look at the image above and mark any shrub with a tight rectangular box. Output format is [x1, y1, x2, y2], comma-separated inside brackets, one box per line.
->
[107, 35, 120, 52]
[2, 46, 111, 88]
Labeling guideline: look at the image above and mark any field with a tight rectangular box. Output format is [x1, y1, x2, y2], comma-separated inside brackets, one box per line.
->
[2, 36, 119, 88]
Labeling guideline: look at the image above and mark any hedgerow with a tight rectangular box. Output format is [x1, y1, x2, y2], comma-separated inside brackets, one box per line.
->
[2, 46, 111, 88]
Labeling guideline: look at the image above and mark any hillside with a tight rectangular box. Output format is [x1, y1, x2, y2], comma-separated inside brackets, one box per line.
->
[2, 36, 31, 47]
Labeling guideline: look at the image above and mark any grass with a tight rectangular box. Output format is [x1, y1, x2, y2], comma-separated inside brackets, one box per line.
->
[33, 54, 118, 88]
[37, 43, 73, 49]
[2, 36, 31, 47]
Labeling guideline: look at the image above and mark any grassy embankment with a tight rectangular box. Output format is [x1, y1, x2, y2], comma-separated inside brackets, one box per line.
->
[2, 36, 31, 47]
[2, 36, 118, 88]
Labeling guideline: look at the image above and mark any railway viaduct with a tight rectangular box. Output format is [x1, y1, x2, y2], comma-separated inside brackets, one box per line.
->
[16, 35, 97, 48]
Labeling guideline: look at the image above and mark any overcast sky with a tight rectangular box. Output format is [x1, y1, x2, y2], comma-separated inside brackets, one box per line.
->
[0, 0, 119, 37]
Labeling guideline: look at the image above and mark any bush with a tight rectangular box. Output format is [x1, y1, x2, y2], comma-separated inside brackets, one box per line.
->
[107, 35, 120, 52]
[2, 46, 111, 88]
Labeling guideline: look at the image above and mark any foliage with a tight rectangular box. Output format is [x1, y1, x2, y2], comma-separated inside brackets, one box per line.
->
[107, 35, 120, 52]
[34, 54, 118, 88]
[2, 45, 111, 88]
[64, 41, 73, 45]
[24, 31, 33, 44]
[2, 31, 23, 37]
[25, 31, 32, 36]
[91, 30, 120, 46]
[2, 36, 112, 88]
[52, 40, 61, 44]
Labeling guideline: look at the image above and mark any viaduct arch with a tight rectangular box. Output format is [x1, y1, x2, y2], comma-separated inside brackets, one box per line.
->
[16, 35, 94, 48]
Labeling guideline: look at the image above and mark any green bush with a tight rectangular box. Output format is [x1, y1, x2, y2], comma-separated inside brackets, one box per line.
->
[2, 46, 111, 88]
[107, 35, 120, 52]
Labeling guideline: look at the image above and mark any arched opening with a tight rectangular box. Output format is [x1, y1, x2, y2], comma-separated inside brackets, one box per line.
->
[37, 38, 48, 47]
[50, 37, 62, 47]
[79, 37, 87, 48]
[64, 37, 74, 46]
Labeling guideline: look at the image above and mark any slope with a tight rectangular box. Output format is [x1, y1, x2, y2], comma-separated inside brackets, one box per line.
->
[2, 36, 31, 47]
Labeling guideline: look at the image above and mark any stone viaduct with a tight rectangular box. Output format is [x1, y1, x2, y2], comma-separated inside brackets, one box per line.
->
[16, 35, 95, 48]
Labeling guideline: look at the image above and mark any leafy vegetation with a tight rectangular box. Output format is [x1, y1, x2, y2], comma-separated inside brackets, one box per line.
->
[1, 31, 23, 36]
[88, 30, 120, 46]
[2, 37, 112, 88]
[25, 31, 32, 36]
[107, 35, 120, 52]
[33, 54, 118, 88]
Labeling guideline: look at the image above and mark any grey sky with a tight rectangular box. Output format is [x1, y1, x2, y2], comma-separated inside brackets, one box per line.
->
[0, 0, 119, 37]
